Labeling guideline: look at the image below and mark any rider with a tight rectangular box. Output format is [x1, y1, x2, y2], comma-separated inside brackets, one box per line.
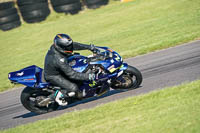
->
[44, 34, 98, 105]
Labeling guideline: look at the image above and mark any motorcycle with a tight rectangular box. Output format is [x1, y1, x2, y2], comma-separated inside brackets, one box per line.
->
[8, 46, 142, 114]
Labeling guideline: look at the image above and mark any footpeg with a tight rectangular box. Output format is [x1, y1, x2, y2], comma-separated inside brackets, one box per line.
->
[37, 97, 51, 107]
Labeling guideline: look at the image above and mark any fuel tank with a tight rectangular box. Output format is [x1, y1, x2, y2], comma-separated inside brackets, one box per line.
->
[68, 55, 89, 73]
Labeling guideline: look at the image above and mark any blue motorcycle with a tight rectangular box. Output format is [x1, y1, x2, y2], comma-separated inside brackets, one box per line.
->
[8, 47, 142, 114]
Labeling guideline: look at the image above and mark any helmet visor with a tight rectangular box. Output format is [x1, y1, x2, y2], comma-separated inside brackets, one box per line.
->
[62, 44, 73, 53]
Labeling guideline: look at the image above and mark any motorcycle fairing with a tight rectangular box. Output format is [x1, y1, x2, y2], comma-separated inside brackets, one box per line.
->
[8, 65, 49, 88]
[119, 63, 128, 71]
[90, 47, 123, 73]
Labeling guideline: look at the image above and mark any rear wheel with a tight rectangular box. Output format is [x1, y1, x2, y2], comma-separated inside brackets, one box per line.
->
[112, 65, 142, 90]
[20, 87, 59, 114]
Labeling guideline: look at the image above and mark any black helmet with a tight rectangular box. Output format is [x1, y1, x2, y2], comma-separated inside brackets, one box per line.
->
[54, 34, 73, 55]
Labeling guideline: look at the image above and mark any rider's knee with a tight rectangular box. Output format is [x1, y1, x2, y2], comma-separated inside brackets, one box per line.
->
[69, 83, 79, 92]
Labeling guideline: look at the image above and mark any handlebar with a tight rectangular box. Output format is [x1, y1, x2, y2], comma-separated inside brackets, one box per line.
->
[92, 47, 112, 58]
[89, 47, 113, 62]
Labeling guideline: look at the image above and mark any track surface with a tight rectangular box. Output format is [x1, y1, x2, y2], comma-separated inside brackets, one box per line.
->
[1, 40, 200, 130]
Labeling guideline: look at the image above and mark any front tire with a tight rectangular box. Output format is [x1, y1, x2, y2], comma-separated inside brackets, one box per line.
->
[112, 65, 143, 89]
[125, 65, 142, 88]
[20, 87, 59, 114]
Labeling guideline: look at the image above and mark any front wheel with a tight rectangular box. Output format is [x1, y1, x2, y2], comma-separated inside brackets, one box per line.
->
[112, 65, 143, 89]
[20, 87, 59, 114]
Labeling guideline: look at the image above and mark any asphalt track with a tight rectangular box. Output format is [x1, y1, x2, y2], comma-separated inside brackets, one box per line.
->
[0, 40, 200, 130]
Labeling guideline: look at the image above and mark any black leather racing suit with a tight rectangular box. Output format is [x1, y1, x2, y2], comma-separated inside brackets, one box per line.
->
[44, 42, 93, 95]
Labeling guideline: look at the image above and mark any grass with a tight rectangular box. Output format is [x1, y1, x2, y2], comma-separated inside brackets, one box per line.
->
[1, 80, 200, 133]
[0, 0, 200, 91]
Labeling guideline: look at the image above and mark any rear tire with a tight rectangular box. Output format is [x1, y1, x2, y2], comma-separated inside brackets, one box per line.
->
[20, 87, 59, 114]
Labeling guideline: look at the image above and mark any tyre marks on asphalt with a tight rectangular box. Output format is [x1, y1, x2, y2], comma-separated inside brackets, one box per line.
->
[142, 54, 200, 79]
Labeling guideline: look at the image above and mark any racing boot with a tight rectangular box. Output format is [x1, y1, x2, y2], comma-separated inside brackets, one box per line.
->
[38, 90, 69, 106]
[54, 90, 68, 106]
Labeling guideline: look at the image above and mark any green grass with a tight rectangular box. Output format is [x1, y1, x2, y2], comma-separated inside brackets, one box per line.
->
[1, 80, 200, 133]
[0, 0, 200, 91]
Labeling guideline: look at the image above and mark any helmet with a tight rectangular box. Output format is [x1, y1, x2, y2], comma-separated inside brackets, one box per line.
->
[54, 34, 73, 55]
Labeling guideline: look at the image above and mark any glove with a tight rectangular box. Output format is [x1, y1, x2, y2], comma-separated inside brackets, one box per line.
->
[90, 44, 100, 54]
[89, 73, 108, 81]
[89, 73, 96, 81]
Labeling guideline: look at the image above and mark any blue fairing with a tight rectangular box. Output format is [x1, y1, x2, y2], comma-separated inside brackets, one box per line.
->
[8, 65, 49, 88]
[68, 55, 89, 72]
[120, 63, 128, 71]
[90, 47, 123, 72]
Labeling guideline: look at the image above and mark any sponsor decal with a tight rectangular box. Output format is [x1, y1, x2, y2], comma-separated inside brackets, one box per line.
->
[115, 54, 121, 61]
[89, 81, 96, 87]
[117, 70, 123, 77]
[79, 59, 87, 64]
[17, 71, 24, 76]
[24, 78, 35, 81]
[109, 68, 117, 73]
[83, 59, 87, 64]
[108, 65, 117, 73]
[108, 65, 115, 70]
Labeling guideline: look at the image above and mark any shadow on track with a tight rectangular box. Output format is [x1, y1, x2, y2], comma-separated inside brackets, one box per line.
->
[58, 89, 124, 110]
[12, 88, 140, 119]
[13, 112, 39, 119]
